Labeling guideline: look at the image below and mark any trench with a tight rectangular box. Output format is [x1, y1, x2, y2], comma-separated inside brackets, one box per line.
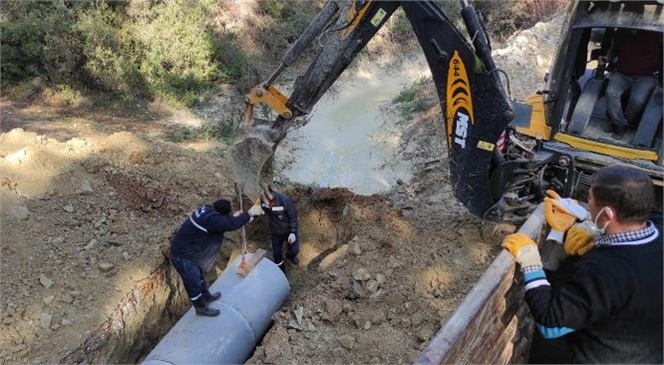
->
[57, 187, 359, 364]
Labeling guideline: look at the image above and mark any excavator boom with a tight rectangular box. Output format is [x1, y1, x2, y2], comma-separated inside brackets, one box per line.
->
[232, 0, 514, 218]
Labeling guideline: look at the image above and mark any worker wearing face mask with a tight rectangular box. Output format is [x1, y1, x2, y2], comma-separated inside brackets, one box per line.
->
[502, 165, 663, 363]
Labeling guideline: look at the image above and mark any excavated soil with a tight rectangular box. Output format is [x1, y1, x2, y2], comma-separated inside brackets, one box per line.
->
[0, 14, 562, 365]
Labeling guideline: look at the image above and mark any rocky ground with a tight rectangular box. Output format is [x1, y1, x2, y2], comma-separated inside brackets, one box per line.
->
[0, 13, 562, 365]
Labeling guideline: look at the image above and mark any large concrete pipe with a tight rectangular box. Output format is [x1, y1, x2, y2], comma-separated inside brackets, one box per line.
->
[142, 252, 290, 365]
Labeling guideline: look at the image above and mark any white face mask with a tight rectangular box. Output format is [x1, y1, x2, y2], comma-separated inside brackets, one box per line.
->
[586, 206, 612, 236]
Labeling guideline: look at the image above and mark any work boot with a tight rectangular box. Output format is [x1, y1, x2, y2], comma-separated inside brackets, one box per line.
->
[286, 254, 300, 266]
[192, 297, 220, 317]
[203, 290, 221, 302]
[277, 262, 286, 275]
[611, 125, 626, 140]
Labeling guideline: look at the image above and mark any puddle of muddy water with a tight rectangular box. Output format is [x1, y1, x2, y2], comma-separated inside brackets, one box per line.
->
[275, 55, 430, 195]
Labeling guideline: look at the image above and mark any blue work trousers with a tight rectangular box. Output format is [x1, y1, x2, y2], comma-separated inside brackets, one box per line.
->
[170, 256, 207, 301]
[271, 233, 299, 268]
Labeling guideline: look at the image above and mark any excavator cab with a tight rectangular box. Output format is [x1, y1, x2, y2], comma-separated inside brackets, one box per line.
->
[511, 0, 664, 206]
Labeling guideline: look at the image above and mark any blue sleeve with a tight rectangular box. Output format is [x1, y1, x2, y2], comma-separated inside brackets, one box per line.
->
[283, 195, 298, 233]
[204, 213, 250, 233]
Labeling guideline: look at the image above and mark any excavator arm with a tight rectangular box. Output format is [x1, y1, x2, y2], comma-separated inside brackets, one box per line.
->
[233, 0, 515, 219]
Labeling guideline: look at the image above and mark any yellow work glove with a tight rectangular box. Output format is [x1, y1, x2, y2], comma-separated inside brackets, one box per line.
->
[543, 190, 588, 244]
[564, 221, 597, 256]
[544, 190, 590, 220]
[501, 233, 543, 268]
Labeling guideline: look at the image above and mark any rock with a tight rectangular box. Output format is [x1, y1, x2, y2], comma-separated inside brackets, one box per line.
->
[287, 320, 303, 330]
[321, 300, 343, 322]
[122, 251, 131, 261]
[318, 244, 349, 271]
[60, 293, 73, 304]
[363, 321, 371, 330]
[41, 313, 53, 329]
[42, 295, 55, 305]
[366, 279, 380, 294]
[5, 147, 27, 164]
[369, 289, 383, 299]
[385, 293, 404, 306]
[79, 180, 93, 195]
[264, 326, 292, 363]
[39, 275, 54, 289]
[417, 327, 434, 342]
[375, 273, 386, 285]
[337, 335, 355, 350]
[349, 279, 368, 299]
[52, 237, 64, 245]
[98, 262, 114, 273]
[61, 318, 73, 326]
[411, 312, 425, 326]
[63, 205, 74, 213]
[83, 239, 97, 250]
[349, 240, 362, 255]
[10, 205, 30, 221]
[386, 256, 402, 268]
[368, 310, 386, 325]
[352, 268, 371, 281]
[293, 306, 304, 326]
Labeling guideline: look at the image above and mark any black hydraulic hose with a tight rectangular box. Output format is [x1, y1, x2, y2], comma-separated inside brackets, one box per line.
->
[281, 0, 339, 67]
[460, 5, 495, 72]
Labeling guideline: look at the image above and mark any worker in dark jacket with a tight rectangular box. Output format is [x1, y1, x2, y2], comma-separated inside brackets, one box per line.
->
[170, 199, 263, 316]
[502, 165, 663, 363]
[261, 186, 299, 274]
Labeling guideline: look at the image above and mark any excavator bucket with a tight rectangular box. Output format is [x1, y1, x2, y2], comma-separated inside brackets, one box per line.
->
[231, 116, 284, 203]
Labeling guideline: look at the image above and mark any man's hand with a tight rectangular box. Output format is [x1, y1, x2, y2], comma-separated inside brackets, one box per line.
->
[543, 190, 589, 243]
[501, 233, 543, 268]
[233, 210, 243, 217]
[564, 221, 596, 256]
[248, 204, 264, 217]
[544, 190, 590, 220]
[288, 233, 296, 244]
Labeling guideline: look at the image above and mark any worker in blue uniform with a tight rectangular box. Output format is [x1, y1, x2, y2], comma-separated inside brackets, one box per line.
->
[170, 199, 263, 316]
[261, 186, 299, 274]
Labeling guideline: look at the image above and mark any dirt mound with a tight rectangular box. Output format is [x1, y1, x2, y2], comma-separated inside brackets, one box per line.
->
[0, 125, 237, 363]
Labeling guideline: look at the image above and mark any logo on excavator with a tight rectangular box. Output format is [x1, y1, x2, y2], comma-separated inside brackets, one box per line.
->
[446, 51, 475, 149]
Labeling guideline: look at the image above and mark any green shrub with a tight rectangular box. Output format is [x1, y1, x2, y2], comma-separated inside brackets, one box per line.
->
[76, 3, 148, 98]
[393, 76, 436, 120]
[167, 117, 236, 143]
[3, 77, 45, 103]
[471, 0, 568, 41]
[256, 0, 321, 58]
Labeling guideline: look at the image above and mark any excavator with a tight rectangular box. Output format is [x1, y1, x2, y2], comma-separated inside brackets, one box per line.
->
[232, 0, 664, 224]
